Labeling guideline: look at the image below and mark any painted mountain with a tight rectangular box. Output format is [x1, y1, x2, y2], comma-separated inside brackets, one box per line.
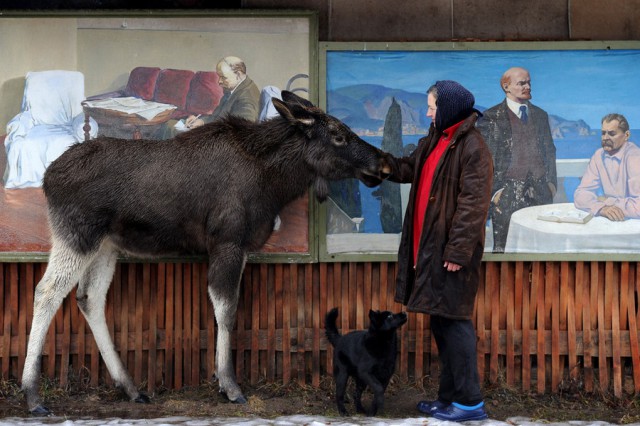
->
[328, 84, 595, 138]
[327, 84, 430, 135]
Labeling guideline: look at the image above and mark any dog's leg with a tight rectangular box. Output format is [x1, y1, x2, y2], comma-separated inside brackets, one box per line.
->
[359, 372, 385, 416]
[353, 378, 367, 414]
[334, 366, 350, 416]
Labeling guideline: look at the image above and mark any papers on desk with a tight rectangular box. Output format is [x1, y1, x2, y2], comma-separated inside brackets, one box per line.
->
[84, 97, 176, 120]
[537, 209, 593, 224]
[173, 119, 188, 132]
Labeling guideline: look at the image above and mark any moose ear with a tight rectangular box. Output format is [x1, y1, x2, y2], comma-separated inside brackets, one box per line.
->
[273, 97, 315, 127]
[281, 90, 314, 108]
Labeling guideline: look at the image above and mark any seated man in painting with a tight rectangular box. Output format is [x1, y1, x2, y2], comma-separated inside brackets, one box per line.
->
[574, 113, 640, 221]
[184, 55, 260, 127]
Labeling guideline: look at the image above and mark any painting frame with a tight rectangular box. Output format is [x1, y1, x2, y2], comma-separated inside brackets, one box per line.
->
[319, 41, 640, 262]
[0, 9, 319, 263]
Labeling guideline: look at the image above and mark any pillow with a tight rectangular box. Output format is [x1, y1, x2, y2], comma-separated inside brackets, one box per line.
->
[185, 71, 224, 116]
[153, 69, 194, 109]
[124, 67, 161, 100]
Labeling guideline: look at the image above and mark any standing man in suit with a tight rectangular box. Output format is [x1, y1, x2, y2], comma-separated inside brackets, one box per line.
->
[185, 56, 260, 127]
[477, 67, 557, 252]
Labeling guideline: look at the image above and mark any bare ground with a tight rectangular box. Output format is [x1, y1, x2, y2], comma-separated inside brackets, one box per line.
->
[1, 376, 639, 423]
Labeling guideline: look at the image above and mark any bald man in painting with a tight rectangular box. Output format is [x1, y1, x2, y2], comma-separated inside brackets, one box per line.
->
[185, 55, 260, 128]
[476, 66, 557, 252]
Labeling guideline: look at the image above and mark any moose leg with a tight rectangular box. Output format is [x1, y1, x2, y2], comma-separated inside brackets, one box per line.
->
[207, 242, 247, 404]
[22, 240, 90, 415]
[75, 244, 149, 404]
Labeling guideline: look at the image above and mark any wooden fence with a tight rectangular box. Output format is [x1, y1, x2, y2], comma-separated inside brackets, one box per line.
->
[1, 260, 639, 397]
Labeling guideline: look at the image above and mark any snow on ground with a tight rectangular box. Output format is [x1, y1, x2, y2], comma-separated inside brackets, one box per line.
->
[0, 416, 632, 426]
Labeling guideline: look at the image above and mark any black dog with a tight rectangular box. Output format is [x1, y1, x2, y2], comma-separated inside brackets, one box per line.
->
[325, 307, 408, 416]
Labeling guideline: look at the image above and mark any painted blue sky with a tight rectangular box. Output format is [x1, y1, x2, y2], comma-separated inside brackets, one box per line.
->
[326, 49, 640, 130]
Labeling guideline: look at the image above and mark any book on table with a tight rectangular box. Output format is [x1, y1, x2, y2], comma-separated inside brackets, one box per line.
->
[537, 209, 593, 224]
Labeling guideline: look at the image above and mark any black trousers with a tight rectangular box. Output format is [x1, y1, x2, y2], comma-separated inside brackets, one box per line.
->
[431, 316, 483, 406]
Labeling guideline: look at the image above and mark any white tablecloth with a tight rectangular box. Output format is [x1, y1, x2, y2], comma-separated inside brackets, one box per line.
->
[505, 203, 640, 253]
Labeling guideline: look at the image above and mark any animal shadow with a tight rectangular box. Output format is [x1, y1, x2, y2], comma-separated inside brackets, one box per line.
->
[324, 307, 408, 416]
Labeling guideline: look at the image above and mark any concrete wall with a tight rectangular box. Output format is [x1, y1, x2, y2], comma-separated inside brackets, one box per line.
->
[242, 0, 639, 41]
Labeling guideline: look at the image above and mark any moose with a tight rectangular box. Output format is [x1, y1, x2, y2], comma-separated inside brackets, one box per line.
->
[20, 91, 391, 415]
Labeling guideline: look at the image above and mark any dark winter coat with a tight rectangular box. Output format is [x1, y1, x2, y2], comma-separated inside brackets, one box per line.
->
[385, 113, 493, 319]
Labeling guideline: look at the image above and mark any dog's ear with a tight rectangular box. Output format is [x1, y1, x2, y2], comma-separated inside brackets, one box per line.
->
[369, 310, 376, 322]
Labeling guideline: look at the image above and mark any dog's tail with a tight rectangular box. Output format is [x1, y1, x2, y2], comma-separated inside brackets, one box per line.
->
[324, 307, 341, 347]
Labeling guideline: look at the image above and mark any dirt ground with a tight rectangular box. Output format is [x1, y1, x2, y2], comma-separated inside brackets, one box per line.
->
[1, 377, 640, 423]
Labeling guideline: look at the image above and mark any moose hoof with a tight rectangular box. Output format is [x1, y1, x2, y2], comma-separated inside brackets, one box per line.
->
[231, 394, 248, 404]
[134, 393, 151, 404]
[29, 404, 51, 416]
[219, 388, 247, 404]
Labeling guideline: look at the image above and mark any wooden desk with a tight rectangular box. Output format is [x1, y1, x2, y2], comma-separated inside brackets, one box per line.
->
[82, 99, 176, 140]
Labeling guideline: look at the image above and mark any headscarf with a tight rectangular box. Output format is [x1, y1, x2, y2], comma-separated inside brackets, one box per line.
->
[433, 80, 479, 131]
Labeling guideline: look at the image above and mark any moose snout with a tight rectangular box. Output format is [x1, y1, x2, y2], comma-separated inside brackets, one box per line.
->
[379, 155, 392, 180]
[358, 153, 392, 187]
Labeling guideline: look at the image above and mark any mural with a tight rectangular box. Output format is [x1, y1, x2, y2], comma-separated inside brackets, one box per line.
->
[0, 14, 314, 257]
[323, 44, 640, 255]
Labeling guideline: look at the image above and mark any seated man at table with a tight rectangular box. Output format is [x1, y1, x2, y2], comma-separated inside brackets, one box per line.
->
[162, 56, 260, 139]
[574, 113, 640, 221]
[184, 55, 260, 128]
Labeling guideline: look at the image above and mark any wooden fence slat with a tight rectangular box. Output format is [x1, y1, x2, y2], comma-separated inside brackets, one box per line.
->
[250, 265, 260, 384]
[295, 264, 305, 385]
[135, 265, 144, 386]
[585, 261, 596, 392]
[3, 264, 15, 380]
[519, 262, 530, 390]
[261, 264, 269, 381]
[629, 264, 640, 393]
[513, 262, 523, 385]
[147, 264, 158, 391]
[490, 262, 500, 384]
[612, 262, 622, 397]
[475, 263, 487, 384]
[182, 264, 191, 386]
[304, 264, 313, 386]
[165, 263, 174, 389]
[505, 261, 515, 386]
[312, 264, 321, 387]
[565, 262, 578, 382]
[191, 264, 200, 386]
[271, 264, 282, 383]
[175, 263, 184, 389]
[534, 262, 546, 393]
[282, 264, 292, 384]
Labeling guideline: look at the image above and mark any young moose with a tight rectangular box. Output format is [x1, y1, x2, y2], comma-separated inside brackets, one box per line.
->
[21, 91, 391, 415]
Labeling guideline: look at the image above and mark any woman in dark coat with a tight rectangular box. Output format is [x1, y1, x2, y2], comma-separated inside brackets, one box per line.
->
[383, 80, 493, 422]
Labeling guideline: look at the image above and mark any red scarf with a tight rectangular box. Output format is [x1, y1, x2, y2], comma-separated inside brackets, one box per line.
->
[412, 120, 463, 266]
